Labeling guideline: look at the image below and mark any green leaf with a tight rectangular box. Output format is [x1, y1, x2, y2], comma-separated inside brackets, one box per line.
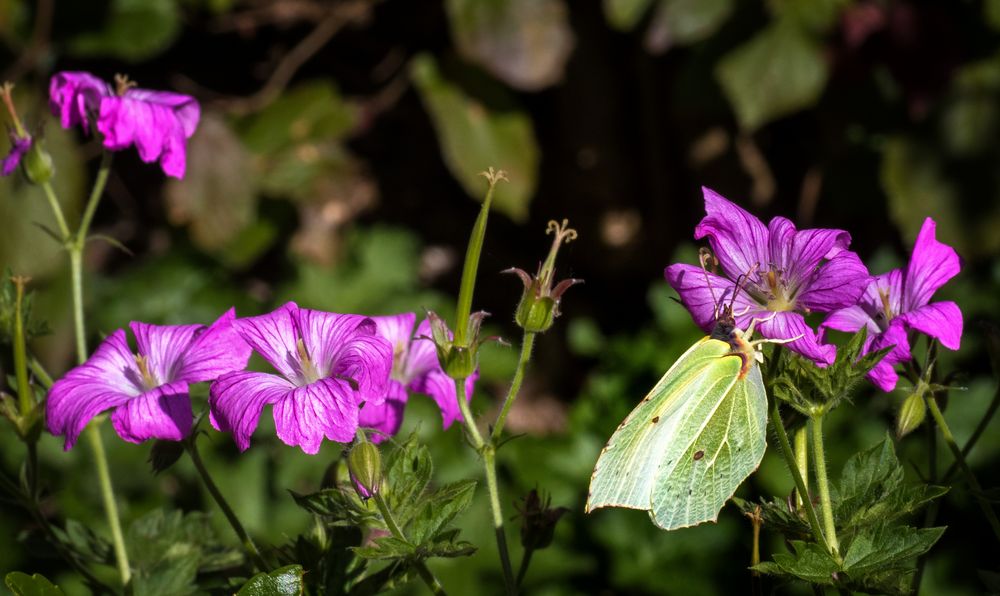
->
[842, 524, 945, 581]
[410, 54, 539, 222]
[445, 0, 574, 90]
[289, 488, 377, 526]
[4, 572, 65, 596]
[240, 82, 358, 154]
[756, 540, 840, 585]
[834, 437, 947, 531]
[645, 0, 734, 51]
[767, 0, 848, 33]
[715, 19, 828, 131]
[603, 0, 655, 31]
[408, 480, 477, 545]
[382, 433, 433, 527]
[237, 565, 305, 596]
[353, 536, 416, 561]
[68, 0, 180, 61]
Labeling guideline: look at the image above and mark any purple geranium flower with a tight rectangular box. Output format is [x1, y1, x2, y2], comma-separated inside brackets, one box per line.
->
[359, 314, 476, 442]
[821, 217, 963, 391]
[209, 302, 393, 454]
[1, 132, 31, 176]
[665, 188, 870, 365]
[47, 309, 250, 449]
[49, 71, 200, 178]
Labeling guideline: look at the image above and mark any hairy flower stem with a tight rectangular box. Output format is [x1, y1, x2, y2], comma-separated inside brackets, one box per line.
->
[41, 150, 132, 585]
[455, 379, 517, 594]
[185, 437, 269, 571]
[770, 400, 829, 553]
[924, 395, 1000, 543]
[793, 426, 808, 509]
[491, 332, 535, 443]
[372, 493, 448, 596]
[809, 415, 840, 558]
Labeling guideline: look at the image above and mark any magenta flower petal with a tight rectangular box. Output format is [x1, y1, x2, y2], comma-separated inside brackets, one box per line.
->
[273, 377, 359, 454]
[864, 321, 912, 391]
[358, 381, 409, 444]
[899, 301, 963, 351]
[410, 369, 477, 429]
[694, 187, 770, 280]
[110, 381, 192, 443]
[2, 135, 31, 176]
[759, 312, 837, 366]
[405, 318, 440, 377]
[234, 303, 302, 382]
[173, 308, 251, 383]
[664, 263, 762, 333]
[97, 90, 200, 178]
[796, 250, 870, 312]
[49, 71, 111, 131]
[903, 218, 961, 311]
[372, 313, 418, 353]
[209, 371, 294, 451]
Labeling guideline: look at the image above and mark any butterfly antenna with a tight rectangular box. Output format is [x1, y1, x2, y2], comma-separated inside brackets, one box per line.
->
[729, 262, 759, 314]
[699, 247, 721, 320]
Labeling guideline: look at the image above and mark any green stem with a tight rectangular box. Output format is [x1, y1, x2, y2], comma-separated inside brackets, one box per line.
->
[925, 395, 1000, 543]
[455, 379, 516, 595]
[40, 181, 72, 241]
[453, 175, 498, 346]
[185, 438, 269, 571]
[769, 399, 828, 551]
[12, 277, 32, 417]
[85, 424, 131, 585]
[491, 332, 535, 443]
[29, 355, 53, 389]
[793, 426, 809, 509]
[372, 493, 448, 596]
[810, 415, 840, 557]
[516, 547, 533, 588]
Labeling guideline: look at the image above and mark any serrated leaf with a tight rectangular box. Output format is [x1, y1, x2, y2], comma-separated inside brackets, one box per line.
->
[237, 565, 304, 596]
[446, 0, 574, 90]
[383, 434, 433, 526]
[289, 488, 377, 526]
[758, 540, 840, 585]
[715, 19, 828, 131]
[410, 54, 539, 222]
[353, 536, 415, 561]
[422, 538, 477, 559]
[4, 572, 65, 596]
[408, 480, 477, 545]
[68, 0, 180, 61]
[842, 524, 945, 578]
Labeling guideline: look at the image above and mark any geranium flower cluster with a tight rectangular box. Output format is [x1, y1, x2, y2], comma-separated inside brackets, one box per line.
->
[47, 303, 473, 453]
[665, 188, 963, 392]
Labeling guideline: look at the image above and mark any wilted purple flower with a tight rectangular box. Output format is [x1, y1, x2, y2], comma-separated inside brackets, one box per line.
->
[209, 302, 393, 454]
[49, 71, 200, 178]
[359, 314, 476, 442]
[47, 309, 250, 449]
[665, 188, 870, 365]
[1, 132, 30, 176]
[821, 217, 962, 391]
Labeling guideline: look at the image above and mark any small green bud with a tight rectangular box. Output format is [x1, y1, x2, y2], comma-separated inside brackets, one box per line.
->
[897, 387, 927, 438]
[348, 439, 382, 500]
[23, 143, 54, 184]
[505, 219, 581, 334]
[148, 439, 185, 475]
[515, 293, 557, 333]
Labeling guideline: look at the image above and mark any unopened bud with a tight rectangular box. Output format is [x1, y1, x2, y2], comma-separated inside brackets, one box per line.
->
[516, 489, 568, 551]
[348, 439, 382, 500]
[22, 143, 53, 184]
[148, 440, 185, 474]
[897, 388, 927, 438]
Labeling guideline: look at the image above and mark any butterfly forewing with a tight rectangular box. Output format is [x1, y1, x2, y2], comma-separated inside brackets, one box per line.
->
[586, 338, 737, 513]
[649, 358, 767, 529]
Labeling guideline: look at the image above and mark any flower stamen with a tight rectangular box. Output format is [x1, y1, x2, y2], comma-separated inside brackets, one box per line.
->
[134, 354, 159, 391]
[296, 338, 321, 384]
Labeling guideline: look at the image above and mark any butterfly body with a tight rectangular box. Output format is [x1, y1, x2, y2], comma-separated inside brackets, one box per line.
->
[586, 320, 768, 530]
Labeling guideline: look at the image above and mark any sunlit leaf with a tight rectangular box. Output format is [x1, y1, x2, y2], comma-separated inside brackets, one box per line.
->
[410, 54, 539, 221]
[446, 0, 574, 91]
[715, 19, 828, 131]
[68, 0, 180, 61]
[237, 565, 304, 596]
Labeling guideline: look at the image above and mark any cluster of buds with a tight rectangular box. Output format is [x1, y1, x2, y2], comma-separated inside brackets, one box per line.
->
[505, 219, 582, 334]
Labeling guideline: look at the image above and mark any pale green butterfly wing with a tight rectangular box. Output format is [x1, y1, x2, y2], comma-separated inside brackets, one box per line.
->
[586, 336, 768, 530]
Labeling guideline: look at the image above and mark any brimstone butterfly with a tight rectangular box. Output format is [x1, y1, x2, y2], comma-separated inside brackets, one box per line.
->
[586, 260, 786, 530]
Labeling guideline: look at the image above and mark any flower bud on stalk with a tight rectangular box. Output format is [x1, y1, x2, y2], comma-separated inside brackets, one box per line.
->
[505, 219, 582, 334]
[515, 489, 568, 551]
[348, 437, 383, 501]
[1, 82, 53, 183]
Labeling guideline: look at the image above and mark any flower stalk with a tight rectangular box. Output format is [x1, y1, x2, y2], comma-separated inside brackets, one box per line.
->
[809, 414, 840, 557]
[491, 331, 535, 443]
[454, 168, 505, 346]
[371, 492, 448, 596]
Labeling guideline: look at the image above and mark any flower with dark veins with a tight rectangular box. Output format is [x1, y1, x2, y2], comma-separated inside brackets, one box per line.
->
[209, 302, 393, 454]
[665, 188, 870, 365]
[49, 71, 200, 178]
[46, 309, 250, 449]
[822, 217, 963, 391]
